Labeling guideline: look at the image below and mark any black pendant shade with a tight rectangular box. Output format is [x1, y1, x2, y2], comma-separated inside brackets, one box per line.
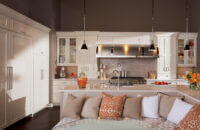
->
[96, 46, 98, 54]
[184, 44, 190, 51]
[157, 47, 159, 56]
[81, 40, 88, 50]
[81, 0, 88, 50]
[149, 41, 156, 51]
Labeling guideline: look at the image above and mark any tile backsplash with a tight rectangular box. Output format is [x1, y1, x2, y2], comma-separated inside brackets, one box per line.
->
[99, 58, 157, 78]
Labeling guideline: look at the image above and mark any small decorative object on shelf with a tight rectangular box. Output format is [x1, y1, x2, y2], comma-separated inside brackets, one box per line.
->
[77, 72, 87, 89]
[183, 72, 200, 90]
[59, 67, 66, 78]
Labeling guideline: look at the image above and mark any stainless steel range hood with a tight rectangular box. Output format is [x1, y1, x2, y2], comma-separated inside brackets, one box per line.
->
[96, 44, 158, 59]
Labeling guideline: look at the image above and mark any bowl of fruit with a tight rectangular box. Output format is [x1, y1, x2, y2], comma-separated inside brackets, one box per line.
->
[154, 81, 168, 85]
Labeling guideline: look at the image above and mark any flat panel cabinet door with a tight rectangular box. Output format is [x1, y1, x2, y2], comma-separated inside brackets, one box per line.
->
[0, 29, 7, 128]
[6, 32, 33, 124]
[33, 54, 49, 113]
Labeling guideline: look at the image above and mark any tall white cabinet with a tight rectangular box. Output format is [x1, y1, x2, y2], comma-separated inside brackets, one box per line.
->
[0, 28, 7, 128]
[157, 33, 178, 79]
[0, 4, 50, 129]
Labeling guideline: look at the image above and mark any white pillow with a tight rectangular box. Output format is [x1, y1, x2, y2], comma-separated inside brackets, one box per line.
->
[142, 95, 159, 118]
[167, 99, 193, 124]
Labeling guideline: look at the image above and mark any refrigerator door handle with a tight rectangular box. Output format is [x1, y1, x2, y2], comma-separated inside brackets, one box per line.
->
[10, 67, 13, 90]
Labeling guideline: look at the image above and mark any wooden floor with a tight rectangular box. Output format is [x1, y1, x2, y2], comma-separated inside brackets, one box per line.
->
[5, 107, 60, 130]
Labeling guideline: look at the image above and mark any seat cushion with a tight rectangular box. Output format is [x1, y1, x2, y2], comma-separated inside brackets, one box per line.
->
[81, 96, 102, 118]
[174, 104, 200, 130]
[61, 94, 86, 119]
[99, 92, 126, 119]
[157, 120, 176, 130]
[123, 97, 142, 119]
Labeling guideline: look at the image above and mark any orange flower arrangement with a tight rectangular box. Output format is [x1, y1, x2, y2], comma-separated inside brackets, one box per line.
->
[184, 72, 200, 90]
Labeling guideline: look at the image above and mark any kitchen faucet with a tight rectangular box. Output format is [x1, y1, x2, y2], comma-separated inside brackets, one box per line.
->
[112, 69, 120, 90]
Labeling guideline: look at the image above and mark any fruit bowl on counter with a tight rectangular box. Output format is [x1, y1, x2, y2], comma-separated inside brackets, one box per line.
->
[154, 81, 169, 85]
[152, 81, 172, 88]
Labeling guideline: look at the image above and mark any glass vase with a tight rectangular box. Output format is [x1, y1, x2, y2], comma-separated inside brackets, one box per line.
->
[190, 83, 198, 90]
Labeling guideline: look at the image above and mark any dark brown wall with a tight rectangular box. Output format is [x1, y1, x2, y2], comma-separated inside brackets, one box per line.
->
[29, 0, 60, 30]
[0, 0, 193, 32]
[190, 0, 200, 71]
[60, 0, 187, 32]
[0, 0, 60, 30]
[0, 0, 30, 16]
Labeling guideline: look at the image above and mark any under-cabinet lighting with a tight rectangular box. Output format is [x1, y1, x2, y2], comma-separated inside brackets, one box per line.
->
[98, 44, 102, 53]
[124, 45, 129, 56]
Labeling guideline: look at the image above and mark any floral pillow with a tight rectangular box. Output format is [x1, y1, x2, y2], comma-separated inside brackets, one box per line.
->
[175, 104, 200, 130]
[99, 92, 126, 119]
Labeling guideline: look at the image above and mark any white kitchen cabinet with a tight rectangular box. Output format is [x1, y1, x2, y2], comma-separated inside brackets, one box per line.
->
[0, 28, 7, 128]
[32, 28, 49, 114]
[76, 35, 99, 78]
[56, 32, 99, 79]
[157, 33, 178, 79]
[0, 14, 12, 30]
[177, 33, 198, 67]
[0, 28, 33, 128]
[0, 4, 50, 129]
[6, 32, 33, 125]
[57, 37, 77, 66]
[12, 20, 32, 36]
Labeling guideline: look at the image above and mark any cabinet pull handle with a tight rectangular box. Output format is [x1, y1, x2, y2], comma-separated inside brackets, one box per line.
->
[7, 67, 13, 90]
[41, 69, 44, 80]
[10, 67, 13, 90]
[7, 67, 10, 90]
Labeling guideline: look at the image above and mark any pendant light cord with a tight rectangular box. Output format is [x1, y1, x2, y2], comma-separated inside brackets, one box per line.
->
[185, 0, 189, 42]
[83, 0, 86, 43]
[151, 0, 155, 42]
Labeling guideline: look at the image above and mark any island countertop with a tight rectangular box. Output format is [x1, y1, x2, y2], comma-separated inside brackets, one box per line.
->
[59, 85, 200, 102]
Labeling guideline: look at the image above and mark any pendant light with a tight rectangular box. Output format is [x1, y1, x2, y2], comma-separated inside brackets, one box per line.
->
[81, 0, 88, 50]
[149, 0, 156, 51]
[184, 0, 190, 51]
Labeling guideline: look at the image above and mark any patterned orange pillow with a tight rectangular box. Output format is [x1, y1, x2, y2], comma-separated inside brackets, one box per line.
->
[175, 104, 200, 130]
[99, 92, 126, 119]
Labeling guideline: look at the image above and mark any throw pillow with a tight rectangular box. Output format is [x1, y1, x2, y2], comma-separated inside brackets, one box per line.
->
[175, 104, 200, 130]
[61, 94, 86, 119]
[81, 96, 102, 118]
[159, 94, 181, 118]
[99, 92, 126, 119]
[167, 99, 193, 124]
[122, 97, 142, 119]
[142, 95, 159, 118]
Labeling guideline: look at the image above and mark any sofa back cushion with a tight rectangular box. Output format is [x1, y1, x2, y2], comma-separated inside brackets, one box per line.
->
[81, 96, 102, 118]
[123, 97, 142, 119]
[99, 92, 126, 119]
[159, 94, 181, 118]
[167, 99, 193, 124]
[61, 94, 86, 119]
[142, 95, 159, 118]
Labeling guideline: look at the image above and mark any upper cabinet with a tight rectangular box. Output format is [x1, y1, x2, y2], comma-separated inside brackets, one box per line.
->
[177, 33, 198, 67]
[57, 37, 77, 66]
[157, 33, 178, 79]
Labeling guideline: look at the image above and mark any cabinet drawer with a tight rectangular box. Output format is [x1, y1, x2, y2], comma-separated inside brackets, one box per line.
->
[53, 80, 77, 86]
[53, 85, 66, 92]
[13, 20, 32, 36]
[0, 14, 12, 29]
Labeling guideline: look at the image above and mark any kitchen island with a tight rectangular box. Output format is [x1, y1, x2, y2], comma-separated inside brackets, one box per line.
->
[59, 85, 200, 103]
